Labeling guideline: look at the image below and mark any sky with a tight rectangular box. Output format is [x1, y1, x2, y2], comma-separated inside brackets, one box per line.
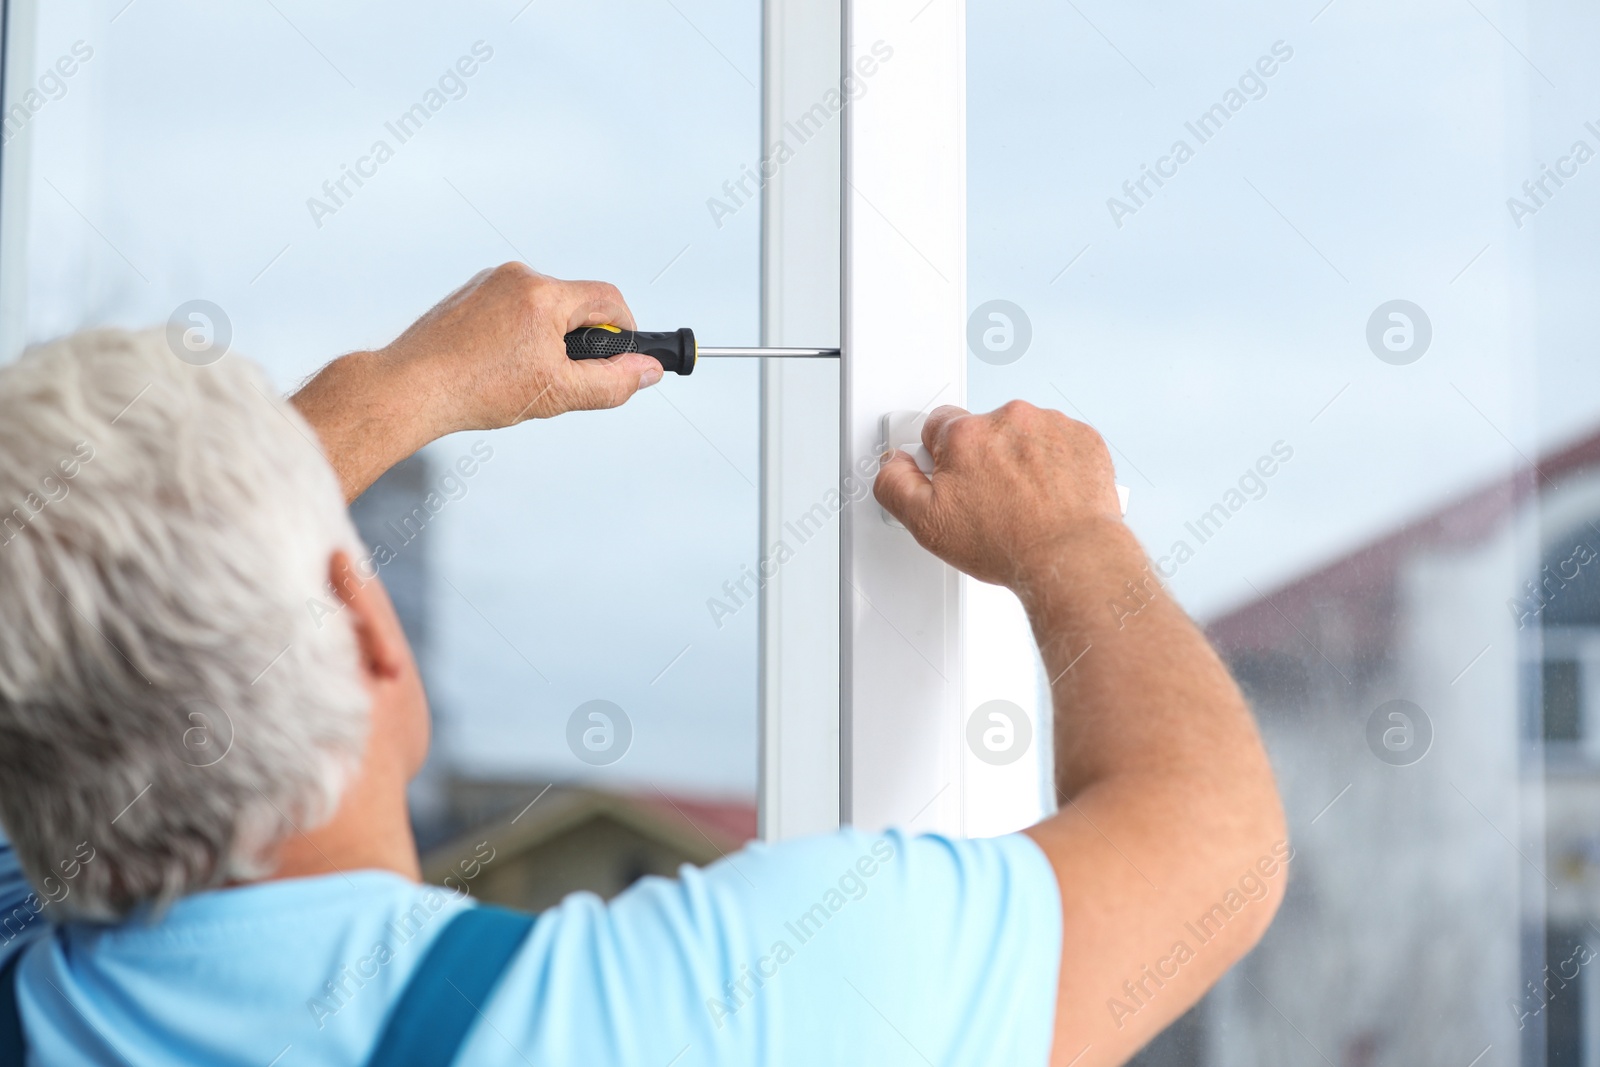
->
[967, 0, 1600, 625]
[11, 0, 1600, 800]
[16, 0, 766, 799]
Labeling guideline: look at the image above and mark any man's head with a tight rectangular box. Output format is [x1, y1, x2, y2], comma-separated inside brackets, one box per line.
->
[0, 328, 426, 920]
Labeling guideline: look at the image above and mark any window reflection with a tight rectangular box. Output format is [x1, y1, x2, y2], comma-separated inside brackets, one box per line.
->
[970, 0, 1600, 1061]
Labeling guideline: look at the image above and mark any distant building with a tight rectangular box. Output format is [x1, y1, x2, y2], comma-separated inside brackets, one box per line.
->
[420, 778, 756, 911]
[1132, 429, 1600, 1066]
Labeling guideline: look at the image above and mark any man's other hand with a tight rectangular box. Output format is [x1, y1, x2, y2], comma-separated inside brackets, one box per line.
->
[873, 401, 1123, 589]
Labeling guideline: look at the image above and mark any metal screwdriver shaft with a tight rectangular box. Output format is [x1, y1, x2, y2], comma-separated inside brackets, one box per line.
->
[697, 347, 840, 359]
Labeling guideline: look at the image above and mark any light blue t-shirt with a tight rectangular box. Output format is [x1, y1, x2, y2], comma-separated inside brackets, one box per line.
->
[0, 827, 1061, 1065]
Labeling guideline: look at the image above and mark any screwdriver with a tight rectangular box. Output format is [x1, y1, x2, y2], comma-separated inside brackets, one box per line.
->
[564, 325, 839, 376]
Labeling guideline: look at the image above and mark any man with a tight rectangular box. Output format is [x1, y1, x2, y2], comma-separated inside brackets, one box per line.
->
[0, 263, 1285, 1065]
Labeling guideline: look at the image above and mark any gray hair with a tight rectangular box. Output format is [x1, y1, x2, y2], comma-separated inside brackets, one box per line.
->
[0, 328, 370, 920]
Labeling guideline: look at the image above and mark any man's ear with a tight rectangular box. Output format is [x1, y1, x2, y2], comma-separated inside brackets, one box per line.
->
[328, 551, 405, 681]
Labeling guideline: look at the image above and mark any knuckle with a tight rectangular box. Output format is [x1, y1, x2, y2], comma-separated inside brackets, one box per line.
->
[950, 412, 982, 438]
[498, 268, 547, 310]
[492, 260, 535, 283]
[943, 417, 982, 451]
[994, 400, 1042, 440]
[1000, 401, 1044, 434]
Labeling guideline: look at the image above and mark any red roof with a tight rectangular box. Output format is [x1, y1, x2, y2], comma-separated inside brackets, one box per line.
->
[1206, 426, 1600, 658]
[634, 792, 759, 845]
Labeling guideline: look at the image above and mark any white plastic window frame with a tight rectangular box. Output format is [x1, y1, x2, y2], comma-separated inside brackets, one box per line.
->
[760, 0, 1044, 842]
[757, 0, 843, 841]
[0, 0, 32, 364]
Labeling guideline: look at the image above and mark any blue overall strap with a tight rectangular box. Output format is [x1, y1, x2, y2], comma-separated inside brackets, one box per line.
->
[0, 947, 25, 1066]
[365, 904, 537, 1067]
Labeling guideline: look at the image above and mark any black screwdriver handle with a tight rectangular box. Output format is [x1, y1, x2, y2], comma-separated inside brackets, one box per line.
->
[564, 326, 697, 375]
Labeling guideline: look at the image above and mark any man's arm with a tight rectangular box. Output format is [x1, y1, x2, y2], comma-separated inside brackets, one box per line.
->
[875, 402, 1286, 1066]
[290, 263, 665, 502]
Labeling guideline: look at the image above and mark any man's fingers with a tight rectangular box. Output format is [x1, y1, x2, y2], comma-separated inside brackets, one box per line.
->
[557, 279, 637, 333]
[921, 404, 971, 459]
[559, 352, 662, 412]
[874, 450, 936, 530]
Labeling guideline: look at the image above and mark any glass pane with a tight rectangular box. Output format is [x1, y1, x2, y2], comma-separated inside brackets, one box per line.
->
[970, 0, 1600, 1062]
[9, 0, 762, 869]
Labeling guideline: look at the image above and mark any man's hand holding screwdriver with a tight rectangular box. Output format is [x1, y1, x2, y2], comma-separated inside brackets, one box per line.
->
[294, 262, 663, 502]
